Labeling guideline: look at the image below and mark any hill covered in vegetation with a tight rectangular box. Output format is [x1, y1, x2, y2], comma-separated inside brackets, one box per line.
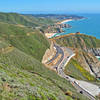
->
[0, 22, 50, 61]
[55, 33, 100, 49]
[0, 12, 57, 28]
[25, 14, 84, 20]
[0, 13, 89, 100]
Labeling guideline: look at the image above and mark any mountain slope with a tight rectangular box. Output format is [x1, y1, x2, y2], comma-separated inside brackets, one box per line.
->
[0, 13, 90, 100]
[0, 39, 88, 100]
[0, 22, 50, 61]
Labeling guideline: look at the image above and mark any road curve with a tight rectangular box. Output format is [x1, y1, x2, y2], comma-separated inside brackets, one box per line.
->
[54, 44, 96, 100]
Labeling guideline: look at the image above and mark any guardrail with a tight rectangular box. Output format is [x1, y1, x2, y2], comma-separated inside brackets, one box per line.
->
[73, 81, 95, 100]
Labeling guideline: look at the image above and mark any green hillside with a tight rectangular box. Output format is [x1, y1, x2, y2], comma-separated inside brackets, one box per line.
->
[55, 33, 100, 49]
[0, 38, 88, 100]
[0, 12, 57, 28]
[64, 58, 96, 81]
[0, 13, 90, 100]
[0, 22, 50, 61]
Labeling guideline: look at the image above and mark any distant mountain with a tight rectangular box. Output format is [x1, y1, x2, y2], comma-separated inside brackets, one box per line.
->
[0, 12, 57, 28]
[24, 14, 84, 20]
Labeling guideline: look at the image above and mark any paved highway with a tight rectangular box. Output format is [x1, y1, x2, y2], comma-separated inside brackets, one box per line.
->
[53, 44, 96, 100]
[46, 44, 64, 67]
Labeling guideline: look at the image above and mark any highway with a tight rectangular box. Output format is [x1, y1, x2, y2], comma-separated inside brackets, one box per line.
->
[46, 44, 64, 70]
[46, 44, 64, 66]
[53, 44, 96, 100]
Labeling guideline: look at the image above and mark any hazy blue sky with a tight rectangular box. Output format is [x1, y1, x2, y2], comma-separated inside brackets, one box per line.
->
[0, 0, 100, 13]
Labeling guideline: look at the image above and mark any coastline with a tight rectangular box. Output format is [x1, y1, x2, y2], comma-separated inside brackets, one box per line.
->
[60, 17, 86, 24]
[45, 18, 83, 39]
[51, 19, 73, 38]
[53, 17, 87, 38]
[60, 19, 73, 24]
[45, 19, 73, 38]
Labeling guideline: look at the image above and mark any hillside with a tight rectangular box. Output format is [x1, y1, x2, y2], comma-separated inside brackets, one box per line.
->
[0, 34, 88, 100]
[0, 22, 50, 61]
[0, 41, 88, 100]
[0, 12, 57, 28]
[55, 33, 100, 49]
[54, 33, 100, 80]
[0, 13, 90, 100]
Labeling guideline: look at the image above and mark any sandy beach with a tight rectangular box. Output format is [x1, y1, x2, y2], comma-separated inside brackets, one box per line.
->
[60, 19, 73, 24]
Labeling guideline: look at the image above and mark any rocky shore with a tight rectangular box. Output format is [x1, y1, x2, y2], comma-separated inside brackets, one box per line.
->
[44, 17, 85, 38]
[44, 22, 72, 34]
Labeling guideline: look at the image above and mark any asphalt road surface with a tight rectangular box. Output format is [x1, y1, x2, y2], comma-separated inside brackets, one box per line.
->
[53, 44, 96, 100]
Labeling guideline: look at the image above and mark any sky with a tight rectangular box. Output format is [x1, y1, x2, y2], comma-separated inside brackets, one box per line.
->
[0, 0, 100, 14]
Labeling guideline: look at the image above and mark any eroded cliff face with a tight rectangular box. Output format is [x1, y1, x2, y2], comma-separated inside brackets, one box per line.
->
[74, 50, 93, 74]
[44, 23, 71, 33]
[87, 48, 100, 56]
[75, 49, 100, 78]
[42, 42, 56, 64]
[86, 48, 100, 77]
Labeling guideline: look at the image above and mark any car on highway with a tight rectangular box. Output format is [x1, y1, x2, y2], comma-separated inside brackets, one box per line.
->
[67, 56, 69, 58]
[80, 91, 83, 94]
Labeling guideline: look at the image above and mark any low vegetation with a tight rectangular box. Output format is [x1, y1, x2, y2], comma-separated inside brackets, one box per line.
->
[55, 33, 100, 49]
[0, 12, 89, 100]
[0, 22, 50, 61]
[0, 41, 88, 100]
[65, 58, 96, 81]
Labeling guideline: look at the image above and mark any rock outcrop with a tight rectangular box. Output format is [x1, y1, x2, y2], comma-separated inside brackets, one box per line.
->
[74, 48, 100, 78]
[42, 42, 56, 64]
[87, 48, 100, 56]
[44, 23, 71, 33]
[83, 48, 100, 78]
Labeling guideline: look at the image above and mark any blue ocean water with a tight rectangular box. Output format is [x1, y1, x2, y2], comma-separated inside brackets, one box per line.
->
[55, 14, 100, 39]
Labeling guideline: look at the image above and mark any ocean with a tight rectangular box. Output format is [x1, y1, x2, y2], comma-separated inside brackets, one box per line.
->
[54, 14, 100, 60]
[54, 14, 100, 39]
